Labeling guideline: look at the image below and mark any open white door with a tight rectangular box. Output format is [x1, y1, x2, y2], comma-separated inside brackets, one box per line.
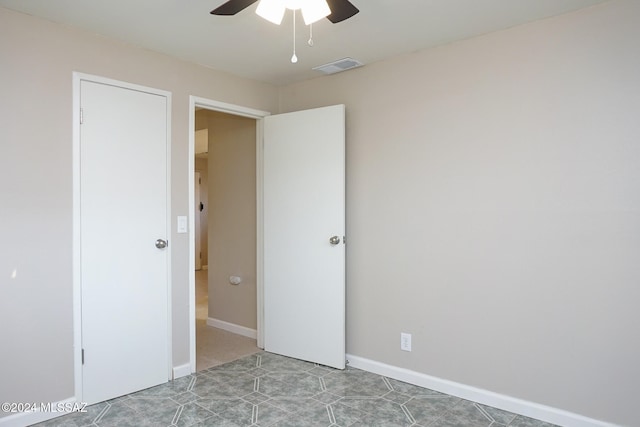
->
[79, 79, 170, 403]
[263, 104, 345, 369]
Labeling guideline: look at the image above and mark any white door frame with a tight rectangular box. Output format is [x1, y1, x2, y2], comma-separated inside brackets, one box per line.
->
[72, 72, 173, 400]
[188, 96, 270, 372]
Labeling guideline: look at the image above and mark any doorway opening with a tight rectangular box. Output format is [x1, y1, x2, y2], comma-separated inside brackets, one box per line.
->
[188, 97, 270, 373]
[189, 99, 346, 373]
[194, 109, 257, 370]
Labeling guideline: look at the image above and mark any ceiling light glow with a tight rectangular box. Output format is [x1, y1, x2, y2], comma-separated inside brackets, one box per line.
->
[256, 0, 330, 25]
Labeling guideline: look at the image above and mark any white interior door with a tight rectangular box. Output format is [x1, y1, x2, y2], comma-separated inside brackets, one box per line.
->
[263, 104, 345, 369]
[80, 79, 170, 404]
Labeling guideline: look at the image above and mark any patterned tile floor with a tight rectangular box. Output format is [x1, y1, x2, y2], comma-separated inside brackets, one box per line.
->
[35, 351, 557, 427]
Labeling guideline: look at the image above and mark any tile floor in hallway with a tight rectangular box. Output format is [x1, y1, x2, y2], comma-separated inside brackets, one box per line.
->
[196, 320, 261, 371]
[195, 269, 260, 371]
[35, 351, 557, 427]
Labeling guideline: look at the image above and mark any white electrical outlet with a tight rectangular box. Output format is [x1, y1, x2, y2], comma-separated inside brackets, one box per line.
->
[401, 333, 412, 352]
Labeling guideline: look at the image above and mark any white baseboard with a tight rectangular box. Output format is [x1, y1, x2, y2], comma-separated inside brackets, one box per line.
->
[207, 317, 257, 339]
[345, 354, 617, 427]
[173, 363, 192, 379]
[0, 397, 77, 427]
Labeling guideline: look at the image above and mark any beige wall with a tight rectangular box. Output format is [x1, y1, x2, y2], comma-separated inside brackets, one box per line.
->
[195, 157, 209, 267]
[0, 6, 277, 413]
[279, 1, 640, 425]
[196, 110, 257, 330]
[3, 1, 640, 425]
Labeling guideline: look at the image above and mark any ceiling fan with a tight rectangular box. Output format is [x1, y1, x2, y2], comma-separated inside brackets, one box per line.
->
[210, 0, 359, 24]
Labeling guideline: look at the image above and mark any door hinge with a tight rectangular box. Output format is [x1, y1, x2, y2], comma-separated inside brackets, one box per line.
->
[199, 177, 201, 185]
[81, 349, 85, 365]
[80, 108, 84, 124]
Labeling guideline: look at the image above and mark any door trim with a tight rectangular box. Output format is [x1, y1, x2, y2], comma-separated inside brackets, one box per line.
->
[72, 72, 173, 401]
[188, 96, 270, 373]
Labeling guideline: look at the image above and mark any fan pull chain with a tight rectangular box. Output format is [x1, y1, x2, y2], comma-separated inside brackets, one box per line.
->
[308, 23, 314, 47]
[291, 10, 298, 63]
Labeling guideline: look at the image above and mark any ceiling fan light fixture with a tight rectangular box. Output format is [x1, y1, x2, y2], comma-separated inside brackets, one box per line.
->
[256, 0, 286, 25]
[256, 0, 330, 25]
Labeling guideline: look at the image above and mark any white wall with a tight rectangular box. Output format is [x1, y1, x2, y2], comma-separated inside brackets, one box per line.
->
[279, 1, 639, 425]
[0, 6, 277, 414]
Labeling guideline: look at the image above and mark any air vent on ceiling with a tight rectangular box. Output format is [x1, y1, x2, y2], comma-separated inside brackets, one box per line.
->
[313, 57, 363, 75]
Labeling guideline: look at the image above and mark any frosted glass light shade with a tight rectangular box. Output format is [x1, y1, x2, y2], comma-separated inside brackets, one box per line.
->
[300, 0, 330, 25]
[256, 0, 286, 25]
[256, 0, 330, 25]
[283, 0, 303, 8]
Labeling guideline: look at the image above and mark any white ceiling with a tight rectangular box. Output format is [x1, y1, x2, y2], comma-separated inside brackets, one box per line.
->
[0, 0, 607, 85]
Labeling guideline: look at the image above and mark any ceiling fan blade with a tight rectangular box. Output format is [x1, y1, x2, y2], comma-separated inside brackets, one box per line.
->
[326, 0, 359, 23]
[210, 0, 259, 15]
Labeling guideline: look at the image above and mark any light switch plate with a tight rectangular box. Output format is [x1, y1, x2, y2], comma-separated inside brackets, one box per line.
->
[401, 333, 412, 352]
[177, 216, 188, 233]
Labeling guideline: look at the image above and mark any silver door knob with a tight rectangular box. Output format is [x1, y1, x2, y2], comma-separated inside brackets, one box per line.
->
[155, 239, 168, 249]
[329, 236, 341, 245]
